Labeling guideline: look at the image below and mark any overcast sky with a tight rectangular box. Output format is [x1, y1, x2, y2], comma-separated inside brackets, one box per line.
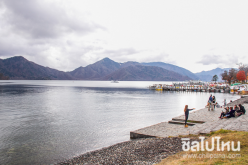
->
[0, 0, 247, 73]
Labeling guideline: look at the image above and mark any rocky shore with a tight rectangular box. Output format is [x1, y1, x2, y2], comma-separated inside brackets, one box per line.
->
[57, 137, 200, 165]
[57, 96, 248, 165]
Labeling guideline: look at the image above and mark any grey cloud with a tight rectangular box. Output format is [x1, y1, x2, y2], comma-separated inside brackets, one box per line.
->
[198, 54, 238, 65]
[0, 0, 107, 71]
[89, 48, 141, 63]
[143, 53, 170, 62]
[1, 0, 105, 39]
[101, 48, 140, 56]
[0, 38, 43, 56]
[198, 55, 223, 65]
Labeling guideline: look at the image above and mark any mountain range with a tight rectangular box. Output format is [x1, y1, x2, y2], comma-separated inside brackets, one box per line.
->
[195, 68, 232, 82]
[0, 56, 74, 80]
[0, 56, 231, 81]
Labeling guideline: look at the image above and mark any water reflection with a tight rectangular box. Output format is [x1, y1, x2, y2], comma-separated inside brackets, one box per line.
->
[0, 81, 240, 165]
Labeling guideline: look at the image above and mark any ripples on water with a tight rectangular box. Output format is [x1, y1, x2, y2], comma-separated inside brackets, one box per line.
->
[0, 80, 240, 164]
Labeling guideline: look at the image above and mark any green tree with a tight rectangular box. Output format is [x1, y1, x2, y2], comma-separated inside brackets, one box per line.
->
[212, 75, 218, 83]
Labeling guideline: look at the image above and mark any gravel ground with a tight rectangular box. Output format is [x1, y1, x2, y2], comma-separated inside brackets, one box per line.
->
[57, 137, 199, 165]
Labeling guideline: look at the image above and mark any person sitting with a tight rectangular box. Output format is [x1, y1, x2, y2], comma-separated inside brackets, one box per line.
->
[224, 107, 235, 118]
[234, 105, 239, 111]
[219, 107, 229, 119]
[237, 104, 246, 115]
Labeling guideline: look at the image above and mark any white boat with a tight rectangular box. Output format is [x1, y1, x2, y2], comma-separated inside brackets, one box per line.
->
[237, 84, 248, 94]
[149, 84, 156, 89]
[111, 80, 119, 83]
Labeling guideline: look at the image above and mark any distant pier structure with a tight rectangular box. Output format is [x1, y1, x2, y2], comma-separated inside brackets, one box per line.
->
[149, 80, 231, 93]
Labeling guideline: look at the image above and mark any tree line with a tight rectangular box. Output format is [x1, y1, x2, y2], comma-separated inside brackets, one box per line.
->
[0, 73, 9, 80]
[220, 63, 248, 84]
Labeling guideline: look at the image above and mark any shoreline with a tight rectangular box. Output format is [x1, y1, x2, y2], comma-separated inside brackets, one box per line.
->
[56, 95, 248, 165]
[57, 137, 191, 165]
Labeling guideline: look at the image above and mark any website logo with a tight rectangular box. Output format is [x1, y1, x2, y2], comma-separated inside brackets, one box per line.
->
[181, 136, 240, 152]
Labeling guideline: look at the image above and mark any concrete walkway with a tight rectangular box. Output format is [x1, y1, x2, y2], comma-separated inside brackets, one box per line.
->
[130, 104, 248, 139]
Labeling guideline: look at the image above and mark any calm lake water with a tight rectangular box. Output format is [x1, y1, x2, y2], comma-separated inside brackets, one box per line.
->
[0, 80, 240, 165]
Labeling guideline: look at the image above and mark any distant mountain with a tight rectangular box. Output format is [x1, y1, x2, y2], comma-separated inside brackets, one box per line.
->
[0, 56, 196, 81]
[0, 73, 9, 80]
[120, 61, 139, 68]
[70, 58, 194, 81]
[141, 62, 199, 80]
[69, 57, 121, 80]
[102, 65, 192, 81]
[195, 68, 232, 82]
[0, 56, 74, 80]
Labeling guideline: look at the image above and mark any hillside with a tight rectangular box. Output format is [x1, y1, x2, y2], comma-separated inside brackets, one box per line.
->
[141, 62, 199, 80]
[0, 56, 74, 80]
[0, 56, 197, 81]
[102, 65, 192, 81]
[195, 68, 231, 81]
[69, 57, 121, 80]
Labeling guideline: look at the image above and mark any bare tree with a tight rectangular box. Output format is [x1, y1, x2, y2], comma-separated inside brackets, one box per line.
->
[221, 70, 228, 83]
[221, 68, 237, 84]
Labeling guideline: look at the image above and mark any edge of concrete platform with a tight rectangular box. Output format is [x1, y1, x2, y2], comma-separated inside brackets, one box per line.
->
[171, 118, 205, 123]
[130, 131, 157, 139]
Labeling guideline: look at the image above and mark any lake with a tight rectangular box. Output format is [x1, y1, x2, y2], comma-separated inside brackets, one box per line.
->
[0, 80, 240, 165]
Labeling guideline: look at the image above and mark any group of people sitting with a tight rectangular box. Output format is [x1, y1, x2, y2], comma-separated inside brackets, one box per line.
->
[219, 104, 246, 119]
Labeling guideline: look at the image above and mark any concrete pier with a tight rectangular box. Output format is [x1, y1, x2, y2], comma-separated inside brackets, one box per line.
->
[161, 87, 231, 93]
[130, 104, 248, 139]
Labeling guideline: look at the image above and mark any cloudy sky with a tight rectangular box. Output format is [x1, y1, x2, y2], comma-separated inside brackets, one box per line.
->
[0, 0, 247, 73]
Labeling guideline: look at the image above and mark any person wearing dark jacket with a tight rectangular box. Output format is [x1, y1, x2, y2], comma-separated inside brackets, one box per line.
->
[208, 94, 213, 111]
[237, 104, 246, 115]
[213, 96, 216, 109]
[225, 107, 235, 118]
[184, 105, 195, 127]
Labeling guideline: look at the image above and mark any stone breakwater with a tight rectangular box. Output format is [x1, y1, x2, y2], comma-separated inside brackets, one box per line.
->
[57, 96, 248, 165]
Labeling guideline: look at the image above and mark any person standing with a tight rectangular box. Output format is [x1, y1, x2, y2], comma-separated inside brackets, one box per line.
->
[224, 99, 227, 107]
[184, 105, 195, 128]
[208, 94, 213, 111]
[212, 96, 216, 110]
